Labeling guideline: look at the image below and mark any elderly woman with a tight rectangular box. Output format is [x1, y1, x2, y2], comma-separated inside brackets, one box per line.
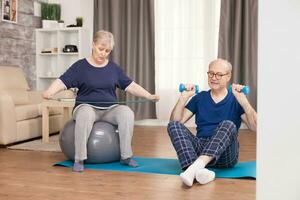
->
[43, 30, 159, 172]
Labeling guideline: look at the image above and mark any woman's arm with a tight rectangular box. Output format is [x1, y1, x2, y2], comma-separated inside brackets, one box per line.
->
[125, 82, 160, 101]
[43, 79, 66, 99]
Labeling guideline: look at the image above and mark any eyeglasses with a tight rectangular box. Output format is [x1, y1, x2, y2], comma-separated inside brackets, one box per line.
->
[207, 71, 229, 80]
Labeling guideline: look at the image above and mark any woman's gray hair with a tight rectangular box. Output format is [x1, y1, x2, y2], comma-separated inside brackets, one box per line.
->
[93, 30, 115, 49]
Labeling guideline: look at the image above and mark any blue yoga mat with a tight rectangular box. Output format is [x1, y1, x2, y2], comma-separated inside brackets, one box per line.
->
[54, 157, 256, 179]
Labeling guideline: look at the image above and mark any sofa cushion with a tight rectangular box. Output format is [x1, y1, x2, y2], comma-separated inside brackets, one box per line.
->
[15, 104, 62, 122]
[0, 66, 30, 90]
[15, 104, 40, 121]
[0, 89, 30, 105]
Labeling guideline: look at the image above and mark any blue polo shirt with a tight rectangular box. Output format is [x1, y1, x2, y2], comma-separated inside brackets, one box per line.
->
[59, 59, 133, 108]
[186, 90, 244, 138]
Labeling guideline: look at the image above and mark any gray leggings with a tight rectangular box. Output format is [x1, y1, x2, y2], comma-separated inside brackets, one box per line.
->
[72, 104, 134, 161]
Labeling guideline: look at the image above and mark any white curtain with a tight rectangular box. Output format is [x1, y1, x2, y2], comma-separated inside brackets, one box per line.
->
[154, 0, 221, 126]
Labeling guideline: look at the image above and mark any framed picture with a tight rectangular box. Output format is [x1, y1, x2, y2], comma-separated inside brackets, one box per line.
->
[1, 0, 17, 23]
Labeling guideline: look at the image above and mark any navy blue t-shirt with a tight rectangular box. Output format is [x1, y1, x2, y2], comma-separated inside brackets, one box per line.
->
[59, 59, 133, 108]
[186, 90, 245, 138]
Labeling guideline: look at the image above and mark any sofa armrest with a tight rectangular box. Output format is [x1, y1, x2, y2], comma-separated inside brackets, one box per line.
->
[28, 90, 44, 104]
[0, 91, 17, 145]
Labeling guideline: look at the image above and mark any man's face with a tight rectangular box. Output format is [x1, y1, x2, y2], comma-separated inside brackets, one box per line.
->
[207, 61, 231, 91]
[92, 42, 112, 64]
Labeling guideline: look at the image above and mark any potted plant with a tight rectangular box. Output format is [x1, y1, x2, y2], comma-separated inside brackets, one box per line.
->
[58, 20, 64, 28]
[41, 3, 61, 28]
[50, 4, 61, 21]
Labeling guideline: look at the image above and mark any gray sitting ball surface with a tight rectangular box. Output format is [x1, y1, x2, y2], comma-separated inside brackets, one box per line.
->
[59, 120, 121, 164]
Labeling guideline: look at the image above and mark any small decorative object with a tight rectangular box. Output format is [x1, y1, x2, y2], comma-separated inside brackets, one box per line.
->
[52, 47, 58, 53]
[66, 24, 77, 28]
[58, 20, 64, 28]
[76, 17, 83, 27]
[41, 48, 52, 53]
[63, 45, 78, 53]
[41, 47, 58, 54]
[47, 71, 53, 77]
[1, 0, 17, 23]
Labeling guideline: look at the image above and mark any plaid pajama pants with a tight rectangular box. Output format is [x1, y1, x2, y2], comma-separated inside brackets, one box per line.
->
[167, 120, 239, 170]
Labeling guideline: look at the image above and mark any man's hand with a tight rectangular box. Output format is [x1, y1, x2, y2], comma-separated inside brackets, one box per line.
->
[232, 83, 257, 131]
[181, 84, 197, 99]
[231, 83, 249, 108]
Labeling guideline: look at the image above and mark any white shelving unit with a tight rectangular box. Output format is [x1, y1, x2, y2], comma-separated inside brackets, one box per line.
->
[36, 28, 91, 90]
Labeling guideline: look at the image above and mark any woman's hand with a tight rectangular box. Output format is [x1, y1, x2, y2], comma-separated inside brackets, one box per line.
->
[42, 90, 52, 99]
[42, 79, 66, 100]
[125, 82, 161, 101]
[147, 94, 160, 102]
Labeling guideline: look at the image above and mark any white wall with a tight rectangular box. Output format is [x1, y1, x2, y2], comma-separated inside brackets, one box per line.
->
[257, 0, 300, 199]
[48, 0, 94, 44]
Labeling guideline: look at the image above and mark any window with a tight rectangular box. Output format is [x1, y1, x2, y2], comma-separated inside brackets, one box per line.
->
[155, 0, 221, 122]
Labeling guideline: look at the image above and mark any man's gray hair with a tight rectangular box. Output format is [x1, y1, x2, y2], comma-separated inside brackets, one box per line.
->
[209, 58, 232, 72]
[223, 59, 232, 72]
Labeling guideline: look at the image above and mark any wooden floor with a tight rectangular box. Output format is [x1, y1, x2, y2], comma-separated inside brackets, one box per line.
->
[0, 126, 256, 200]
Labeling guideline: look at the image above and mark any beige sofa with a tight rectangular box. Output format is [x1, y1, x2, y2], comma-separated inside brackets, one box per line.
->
[0, 66, 72, 145]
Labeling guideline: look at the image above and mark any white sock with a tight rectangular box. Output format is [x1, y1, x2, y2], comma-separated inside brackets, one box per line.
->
[180, 159, 205, 187]
[195, 168, 215, 185]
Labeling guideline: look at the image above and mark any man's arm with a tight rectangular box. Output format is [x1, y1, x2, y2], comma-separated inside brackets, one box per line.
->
[170, 84, 196, 123]
[231, 84, 257, 131]
[241, 104, 257, 132]
[170, 96, 194, 123]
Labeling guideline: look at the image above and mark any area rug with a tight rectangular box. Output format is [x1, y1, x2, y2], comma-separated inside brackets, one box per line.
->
[8, 135, 61, 152]
[8, 134, 256, 179]
[55, 157, 256, 179]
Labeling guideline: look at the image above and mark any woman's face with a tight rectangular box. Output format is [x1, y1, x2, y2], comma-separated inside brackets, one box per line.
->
[92, 42, 112, 64]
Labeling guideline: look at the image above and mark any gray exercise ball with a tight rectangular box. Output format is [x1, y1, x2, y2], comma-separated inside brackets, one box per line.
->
[59, 120, 121, 164]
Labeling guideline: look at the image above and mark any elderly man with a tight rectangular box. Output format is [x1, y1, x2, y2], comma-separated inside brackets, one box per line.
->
[168, 59, 257, 186]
